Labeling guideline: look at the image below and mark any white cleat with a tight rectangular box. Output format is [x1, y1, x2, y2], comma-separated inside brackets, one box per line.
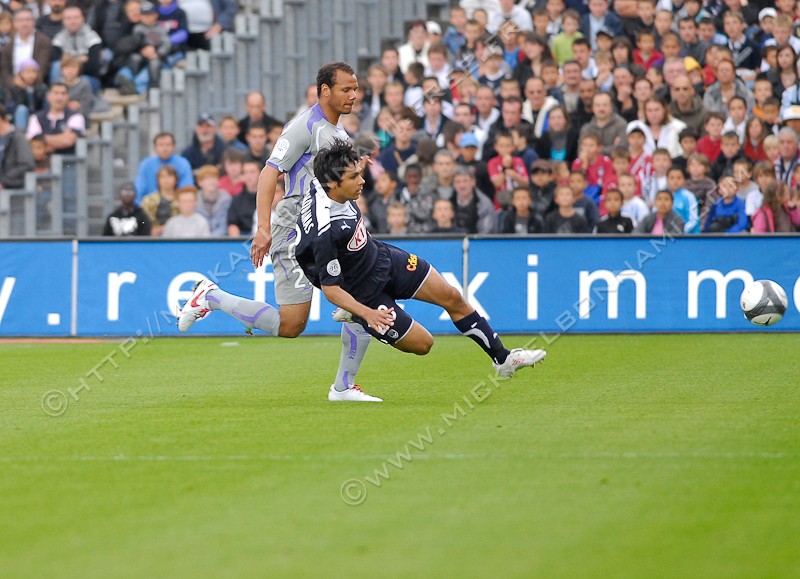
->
[328, 384, 383, 402]
[493, 348, 547, 378]
[177, 279, 218, 332]
[332, 307, 354, 323]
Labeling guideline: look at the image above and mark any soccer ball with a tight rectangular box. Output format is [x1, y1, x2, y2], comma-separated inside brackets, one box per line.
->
[740, 280, 788, 326]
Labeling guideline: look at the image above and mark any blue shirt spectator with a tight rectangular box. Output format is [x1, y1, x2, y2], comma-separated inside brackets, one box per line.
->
[135, 132, 194, 200]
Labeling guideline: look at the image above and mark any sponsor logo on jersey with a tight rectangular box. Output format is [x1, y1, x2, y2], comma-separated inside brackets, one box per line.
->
[272, 138, 290, 160]
[326, 259, 341, 277]
[347, 218, 368, 251]
[406, 254, 418, 271]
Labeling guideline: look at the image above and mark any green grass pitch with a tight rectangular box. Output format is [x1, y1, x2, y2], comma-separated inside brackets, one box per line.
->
[2, 334, 799, 578]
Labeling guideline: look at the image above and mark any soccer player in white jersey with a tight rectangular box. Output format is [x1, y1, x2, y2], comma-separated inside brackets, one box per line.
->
[178, 62, 376, 402]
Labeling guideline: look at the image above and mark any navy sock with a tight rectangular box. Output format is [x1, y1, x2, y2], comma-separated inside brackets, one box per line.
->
[454, 311, 509, 364]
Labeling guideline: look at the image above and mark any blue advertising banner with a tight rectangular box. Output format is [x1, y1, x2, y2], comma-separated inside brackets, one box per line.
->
[75, 239, 463, 337]
[1, 237, 798, 336]
[468, 237, 800, 332]
[0, 241, 74, 336]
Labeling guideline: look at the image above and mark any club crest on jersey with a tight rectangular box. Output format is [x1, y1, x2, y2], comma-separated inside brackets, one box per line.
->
[347, 218, 368, 251]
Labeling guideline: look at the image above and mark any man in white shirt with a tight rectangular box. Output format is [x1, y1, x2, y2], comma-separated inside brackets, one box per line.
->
[398, 20, 430, 74]
[486, 0, 533, 33]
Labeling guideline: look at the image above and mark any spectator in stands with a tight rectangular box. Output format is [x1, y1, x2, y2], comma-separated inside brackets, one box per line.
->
[751, 181, 800, 233]
[424, 42, 450, 90]
[568, 170, 600, 231]
[50, 5, 103, 89]
[452, 166, 496, 234]
[551, 11, 582, 67]
[0, 102, 35, 190]
[579, 93, 627, 155]
[141, 164, 179, 235]
[544, 184, 589, 234]
[711, 131, 745, 181]
[216, 114, 247, 153]
[134, 131, 193, 200]
[442, 6, 466, 58]
[487, 0, 532, 33]
[483, 96, 530, 160]
[226, 158, 259, 236]
[36, 0, 66, 39]
[529, 159, 555, 218]
[368, 170, 398, 234]
[668, 75, 709, 134]
[581, 0, 622, 51]
[430, 198, 466, 234]
[476, 44, 507, 97]
[181, 113, 225, 170]
[178, 0, 237, 51]
[26, 82, 85, 156]
[61, 55, 99, 116]
[596, 189, 633, 234]
[423, 149, 455, 201]
[385, 201, 408, 236]
[243, 122, 270, 167]
[522, 77, 559, 140]
[237, 91, 281, 143]
[774, 127, 799, 187]
[397, 163, 435, 234]
[419, 94, 459, 149]
[703, 57, 754, 114]
[628, 97, 687, 159]
[379, 112, 416, 175]
[157, 0, 189, 65]
[364, 65, 387, 120]
[666, 166, 699, 234]
[162, 185, 210, 237]
[1, 8, 51, 88]
[455, 132, 494, 199]
[217, 147, 245, 196]
[571, 133, 614, 205]
[103, 182, 152, 236]
[0, 12, 11, 53]
[398, 20, 429, 74]
[488, 129, 528, 210]
[500, 187, 543, 234]
[619, 173, 649, 227]
[474, 86, 499, 141]
[704, 176, 748, 233]
[116, 0, 171, 94]
[635, 189, 684, 235]
[7, 58, 47, 130]
[193, 164, 230, 236]
[380, 46, 405, 87]
[685, 152, 715, 209]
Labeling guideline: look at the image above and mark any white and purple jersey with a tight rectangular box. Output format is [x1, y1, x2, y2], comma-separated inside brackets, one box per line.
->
[267, 103, 349, 228]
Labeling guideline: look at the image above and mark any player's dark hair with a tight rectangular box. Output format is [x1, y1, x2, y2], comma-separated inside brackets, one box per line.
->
[316, 62, 356, 97]
[314, 138, 360, 185]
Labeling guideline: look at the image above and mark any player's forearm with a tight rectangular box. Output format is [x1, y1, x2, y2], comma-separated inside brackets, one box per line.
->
[255, 164, 279, 232]
[322, 285, 371, 319]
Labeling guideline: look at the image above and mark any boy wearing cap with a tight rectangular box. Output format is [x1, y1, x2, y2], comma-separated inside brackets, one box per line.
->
[456, 132, 495, 198]
[6, 59, 47, 129]
[121, 1, 172, 93]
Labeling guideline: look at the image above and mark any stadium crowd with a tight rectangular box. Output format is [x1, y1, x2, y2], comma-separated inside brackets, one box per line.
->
[2, 0, 800, 236]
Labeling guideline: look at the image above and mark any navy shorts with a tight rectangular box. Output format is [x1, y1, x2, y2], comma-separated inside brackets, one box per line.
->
[354, 244, 432, 345]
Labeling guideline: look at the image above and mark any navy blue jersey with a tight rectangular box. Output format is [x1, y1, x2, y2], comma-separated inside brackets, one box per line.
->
[295, 179, 388, 303]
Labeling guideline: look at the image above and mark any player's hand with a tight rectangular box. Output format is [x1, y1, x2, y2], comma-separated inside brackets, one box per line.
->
[363, 307, 395, 334]
[251, 226, 272, 268]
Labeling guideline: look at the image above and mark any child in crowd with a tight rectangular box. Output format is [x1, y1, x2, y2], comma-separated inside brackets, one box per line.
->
[762, 135, 779, 164]
[488, 130, 530, 209]
[627, 126, 652, 195]
[633, 30, 663, 70]
[667, 166, 700, 233]
[619, 173, 650, 227]
[643, 148, 672, 207]
[722, 96, 748, 143]
[703, 176, 748, 233]
[501, 187, 544, 234]
[7, 59, 47, 130]
[635, 190, 685, 235]
[545, 184, 589, 234]
[672, 129, 697, 172]
[696, 112, 725, 163]
[685, 153, 716, 208]
[568, 170, 600, 231]
[571, 133, 614, 205]
[596, 189, 633, 234]
[711, 131, 745, 180]
[731, 157, 763, 219]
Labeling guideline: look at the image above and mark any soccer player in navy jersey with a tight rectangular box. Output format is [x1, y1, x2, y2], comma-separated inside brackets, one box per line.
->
[293, 139, 547, 401]
[178, 62, 375, 401]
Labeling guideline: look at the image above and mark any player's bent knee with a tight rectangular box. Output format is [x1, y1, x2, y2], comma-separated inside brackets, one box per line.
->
[279, 318, 307, 338]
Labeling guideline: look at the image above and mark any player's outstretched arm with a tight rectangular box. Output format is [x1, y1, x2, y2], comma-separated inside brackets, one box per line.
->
[251, 164, 280, 267]
[322, 285, 395, 334]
